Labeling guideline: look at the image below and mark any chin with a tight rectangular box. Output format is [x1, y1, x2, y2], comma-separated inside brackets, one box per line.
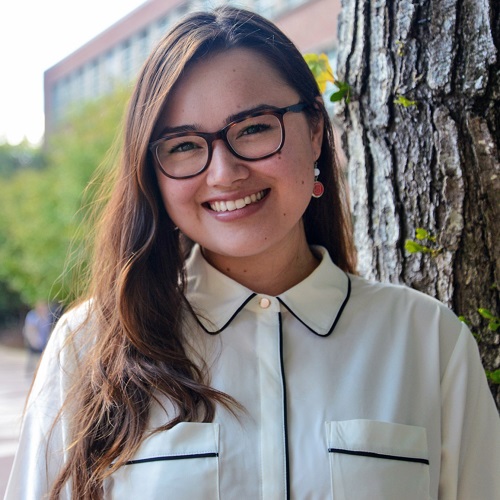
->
[202, 238, 275, 260]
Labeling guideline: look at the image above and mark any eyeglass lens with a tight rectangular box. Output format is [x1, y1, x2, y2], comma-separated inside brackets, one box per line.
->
[155, 113, 283, 178]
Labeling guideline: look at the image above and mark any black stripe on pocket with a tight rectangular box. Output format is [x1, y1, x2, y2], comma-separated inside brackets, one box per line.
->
[125, 452, 218, 465]
[328, 448, 429, 465]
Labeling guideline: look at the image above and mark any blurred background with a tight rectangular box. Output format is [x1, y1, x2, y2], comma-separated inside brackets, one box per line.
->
[0, 0, 341, 494]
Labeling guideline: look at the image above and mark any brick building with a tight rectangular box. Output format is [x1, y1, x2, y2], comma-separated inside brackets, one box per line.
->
[44, 0, 340, 136]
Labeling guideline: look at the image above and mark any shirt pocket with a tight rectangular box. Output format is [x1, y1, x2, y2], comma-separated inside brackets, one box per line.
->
[106, 422, 220, 500]
[325, 420, 430, 500]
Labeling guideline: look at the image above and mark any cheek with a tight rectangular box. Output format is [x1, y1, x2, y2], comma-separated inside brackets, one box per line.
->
[156, 175, 197, 221]
[276, 153, 314, 190]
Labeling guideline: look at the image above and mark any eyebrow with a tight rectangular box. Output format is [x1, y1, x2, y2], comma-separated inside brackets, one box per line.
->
[156, 103, 279, 138]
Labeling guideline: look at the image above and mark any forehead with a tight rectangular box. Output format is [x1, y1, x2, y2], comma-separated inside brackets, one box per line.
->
[157, 48, 299, 131]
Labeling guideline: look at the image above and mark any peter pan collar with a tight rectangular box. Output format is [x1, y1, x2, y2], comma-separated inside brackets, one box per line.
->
[184, 244, 350, 337]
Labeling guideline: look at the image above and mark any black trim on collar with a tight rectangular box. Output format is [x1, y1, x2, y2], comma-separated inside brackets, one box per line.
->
[190, 273, 351, 337]
[194, 293, 257, 335]
[277, 274, 351, 337]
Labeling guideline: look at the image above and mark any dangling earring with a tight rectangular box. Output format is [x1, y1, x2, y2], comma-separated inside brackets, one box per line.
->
[312, 161, 324, 198]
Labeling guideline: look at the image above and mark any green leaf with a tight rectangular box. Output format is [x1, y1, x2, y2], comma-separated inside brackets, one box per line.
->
[394, 95, 417, 107]
[415, 227, 437, 242]
[330, 90, 347, 102]
[329, 80, 351, 103]
[405, 240, 429, 254]
[486, 370, 500, 384]
[458, 315, 471, 326]
[478, 308, 496, 320]
[415, 228, 429, 240]
[489, 321, 500, 332]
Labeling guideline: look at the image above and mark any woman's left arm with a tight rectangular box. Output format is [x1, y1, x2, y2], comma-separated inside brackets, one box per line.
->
[439, 323, 500, 499]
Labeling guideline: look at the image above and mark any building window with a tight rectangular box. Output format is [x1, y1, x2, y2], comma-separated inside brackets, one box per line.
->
[158, 15, 169, 31]
[285, 0, 309, 9]
[138, 29, 150, 62]
[122, 40, 133, 80]
[89, 59, 99, 98]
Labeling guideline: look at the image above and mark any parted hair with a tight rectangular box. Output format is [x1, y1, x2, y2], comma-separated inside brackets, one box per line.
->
[50, 6, 356, 498]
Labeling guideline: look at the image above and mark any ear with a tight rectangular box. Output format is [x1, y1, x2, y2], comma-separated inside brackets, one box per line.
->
[309, 97, 325, 161]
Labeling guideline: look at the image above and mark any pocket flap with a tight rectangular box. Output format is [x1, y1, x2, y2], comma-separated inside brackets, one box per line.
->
[326, 420, 428, 463]
[127, 422, 220, 463]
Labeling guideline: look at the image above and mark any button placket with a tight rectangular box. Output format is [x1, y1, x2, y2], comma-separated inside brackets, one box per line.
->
[254, 299, 286, 499]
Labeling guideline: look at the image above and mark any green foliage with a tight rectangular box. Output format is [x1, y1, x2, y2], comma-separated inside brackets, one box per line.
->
[405, 228, 442, 257]
[394, 95, 418, 108]
[304, 53, 351, 104]
[458, 315, 471, 326]
[478, 308, 500, 332]
[415, 228, 436, 242]
[0, 140, 44, 176]
[304, 53, 334, 94]
[486, 370, 500, 384]
[330, 80, 352, 104]
[0, 87, 130, 306]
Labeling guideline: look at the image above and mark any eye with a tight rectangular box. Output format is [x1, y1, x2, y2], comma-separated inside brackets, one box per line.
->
[169, 141, 200, 154]
[161, 136, 206, 156]
[239, 123, 271, 137]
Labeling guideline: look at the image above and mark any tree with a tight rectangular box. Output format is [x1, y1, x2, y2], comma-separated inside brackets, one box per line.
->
[0, 142, 45, 321]
[0, 140, 44, 176]
[335, 0, 499, 404]
[0, 88, 130, 306]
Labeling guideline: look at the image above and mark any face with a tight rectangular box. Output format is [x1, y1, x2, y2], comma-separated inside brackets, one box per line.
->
[153, 48, 323, 268]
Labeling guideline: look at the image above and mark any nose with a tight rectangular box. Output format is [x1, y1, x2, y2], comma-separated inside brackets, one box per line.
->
[205, 139, 250, 187]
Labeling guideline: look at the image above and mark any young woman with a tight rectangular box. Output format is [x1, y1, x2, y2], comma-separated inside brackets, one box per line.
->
[6, 7, 499, 500]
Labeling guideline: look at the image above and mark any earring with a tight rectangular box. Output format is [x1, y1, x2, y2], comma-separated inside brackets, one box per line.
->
[312, 162, 324, 198]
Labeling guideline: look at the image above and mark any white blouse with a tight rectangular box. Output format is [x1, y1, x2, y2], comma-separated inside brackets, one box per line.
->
[6, 245, 500, 499]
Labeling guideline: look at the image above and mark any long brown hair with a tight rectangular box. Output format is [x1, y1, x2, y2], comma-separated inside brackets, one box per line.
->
[50, 6, 356, 498]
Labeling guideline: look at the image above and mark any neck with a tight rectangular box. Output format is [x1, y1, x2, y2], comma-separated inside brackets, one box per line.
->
[202, 234, 320, 296]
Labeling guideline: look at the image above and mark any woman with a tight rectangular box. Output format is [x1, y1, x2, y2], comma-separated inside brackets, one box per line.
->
[6, 7, 499, 499]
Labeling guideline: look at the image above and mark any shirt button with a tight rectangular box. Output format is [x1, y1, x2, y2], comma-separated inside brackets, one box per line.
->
[259, 297, 271, 309]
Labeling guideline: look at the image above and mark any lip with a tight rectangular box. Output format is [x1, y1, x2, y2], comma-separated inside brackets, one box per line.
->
[204, 189, 270, 213]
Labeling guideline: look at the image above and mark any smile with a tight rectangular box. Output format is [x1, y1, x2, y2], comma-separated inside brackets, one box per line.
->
[208, 190, 268, 212]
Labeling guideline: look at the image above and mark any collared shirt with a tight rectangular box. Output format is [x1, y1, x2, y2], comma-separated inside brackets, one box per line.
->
[6, 245, 500, 499]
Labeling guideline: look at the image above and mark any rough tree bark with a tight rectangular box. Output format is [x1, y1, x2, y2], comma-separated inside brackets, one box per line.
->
[336, 0, 499, 406]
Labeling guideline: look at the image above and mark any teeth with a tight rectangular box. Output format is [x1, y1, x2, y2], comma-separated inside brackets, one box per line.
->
[209, 190, 265, 212]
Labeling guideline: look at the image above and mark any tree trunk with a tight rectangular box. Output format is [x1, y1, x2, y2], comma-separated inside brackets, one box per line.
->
[336, 0, 499, 406]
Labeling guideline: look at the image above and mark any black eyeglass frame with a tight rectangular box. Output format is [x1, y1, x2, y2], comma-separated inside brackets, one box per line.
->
[149, 102, 308, 179]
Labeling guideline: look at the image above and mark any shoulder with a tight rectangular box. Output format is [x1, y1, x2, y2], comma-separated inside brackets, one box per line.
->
[41, 300, 95, 368]
[345, 274, 469, 364]
[349, 274, 459, 325]
[56, 299, 93, 327]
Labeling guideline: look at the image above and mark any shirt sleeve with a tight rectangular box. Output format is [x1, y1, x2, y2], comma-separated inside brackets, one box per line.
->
[5, 313, 81, 500]
[439, 323, 500, 500]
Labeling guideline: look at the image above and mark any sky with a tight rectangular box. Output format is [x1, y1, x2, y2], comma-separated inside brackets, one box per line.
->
[0, 0, 148, 145]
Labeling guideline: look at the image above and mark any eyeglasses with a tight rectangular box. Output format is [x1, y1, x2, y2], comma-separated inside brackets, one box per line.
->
[149, 102, 307, 179]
